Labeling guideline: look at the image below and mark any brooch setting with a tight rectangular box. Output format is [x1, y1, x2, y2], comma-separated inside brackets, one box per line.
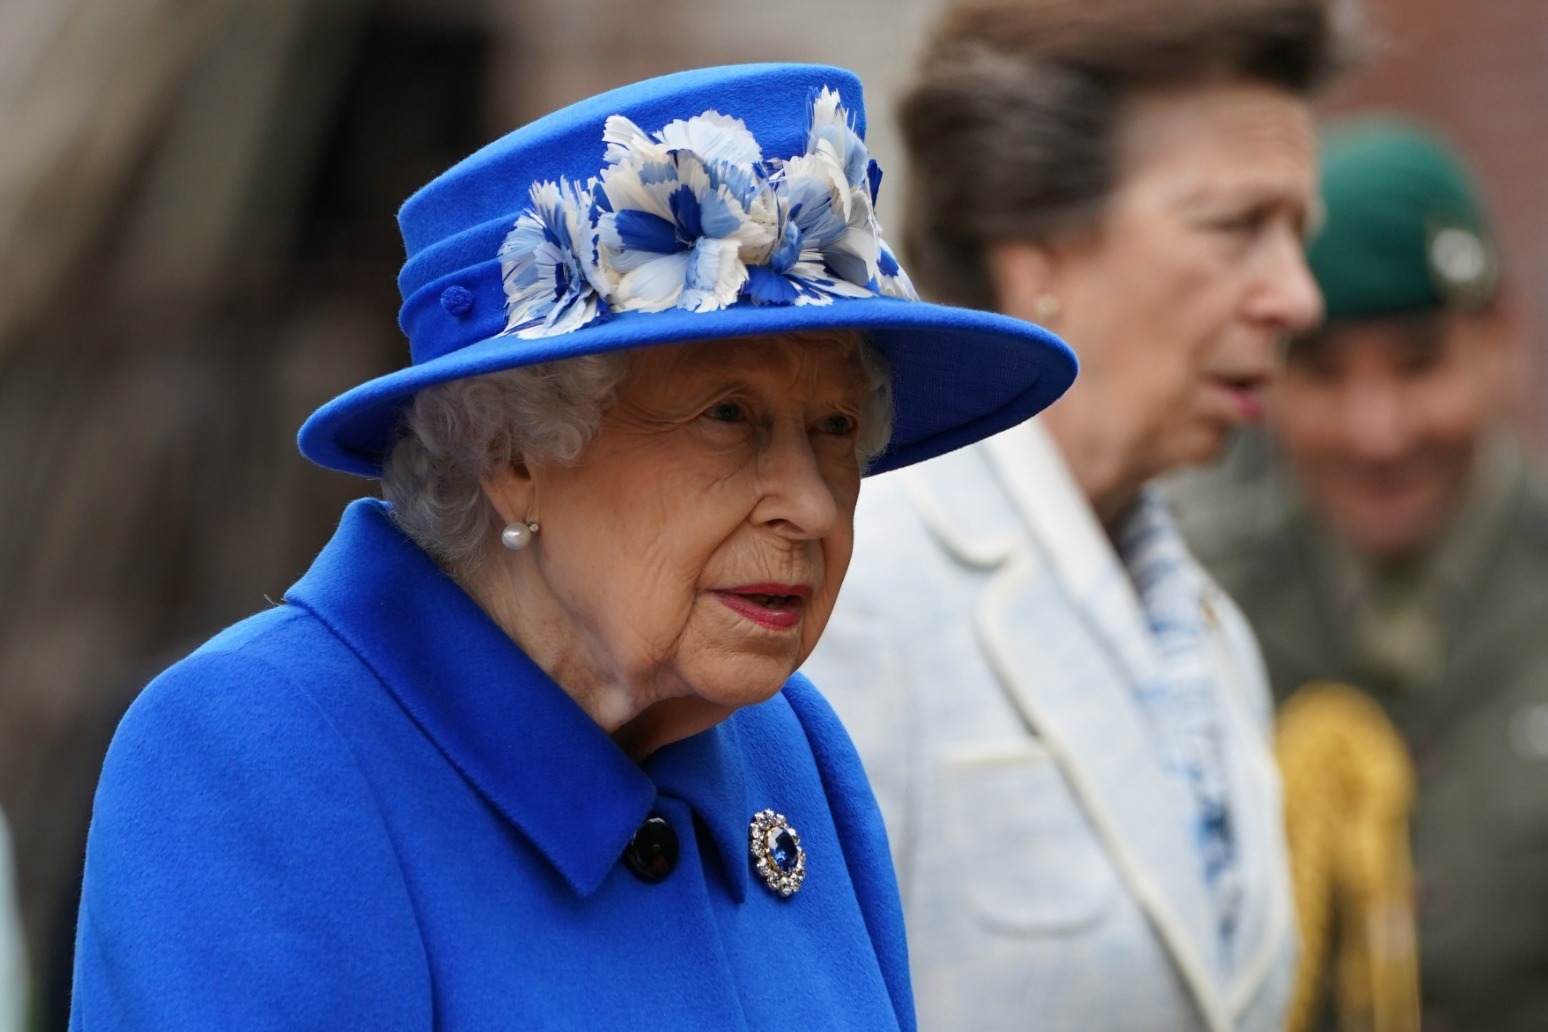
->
[749, 809, 806, 897]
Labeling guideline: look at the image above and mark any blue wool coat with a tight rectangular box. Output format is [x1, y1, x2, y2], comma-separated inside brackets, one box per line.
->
[71, 500, 914, 1031]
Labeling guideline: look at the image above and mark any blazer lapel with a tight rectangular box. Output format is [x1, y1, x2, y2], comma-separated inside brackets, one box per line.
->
[985, 423, 1157, 683]
[903, 422, 1235, 1032]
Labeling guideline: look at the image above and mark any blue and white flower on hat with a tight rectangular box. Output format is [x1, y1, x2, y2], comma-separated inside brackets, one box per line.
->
[497, 86, 917, 339]
[593, 111, 776, 314]
[649, 111, 773, 215]
[875, 239, 916, 301]
[750, 87, 887, 305]
[785, 89, 882, 287]
[787, 87, 915, 302]
[499, 179, 607, 338]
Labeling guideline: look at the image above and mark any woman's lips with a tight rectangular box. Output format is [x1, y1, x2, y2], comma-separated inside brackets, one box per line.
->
[713, 583, 810, 631]
[1209, 374, 1267, 421]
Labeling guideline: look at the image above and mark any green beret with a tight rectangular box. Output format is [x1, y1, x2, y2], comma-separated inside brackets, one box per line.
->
[1308, 118, 1498, 320]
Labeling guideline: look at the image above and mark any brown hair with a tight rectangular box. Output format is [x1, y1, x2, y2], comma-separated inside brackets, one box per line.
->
[900, 0, 1356, 309]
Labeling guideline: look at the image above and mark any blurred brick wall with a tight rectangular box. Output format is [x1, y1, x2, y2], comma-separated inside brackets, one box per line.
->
[1326, 0, 1548, 453]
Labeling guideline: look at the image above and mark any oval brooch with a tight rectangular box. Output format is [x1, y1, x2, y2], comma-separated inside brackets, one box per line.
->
[749, 809, 806, 898]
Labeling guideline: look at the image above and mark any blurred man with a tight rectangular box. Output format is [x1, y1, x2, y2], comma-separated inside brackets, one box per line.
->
[1178, 119, 1548, 1032]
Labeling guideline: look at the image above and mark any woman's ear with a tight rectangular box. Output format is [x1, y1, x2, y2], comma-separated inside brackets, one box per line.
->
[984, 240, 1060, 324]
[480, 458, 537, 529]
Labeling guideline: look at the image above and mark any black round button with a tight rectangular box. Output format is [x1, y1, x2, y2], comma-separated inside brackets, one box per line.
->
[624, 816, 679, 884]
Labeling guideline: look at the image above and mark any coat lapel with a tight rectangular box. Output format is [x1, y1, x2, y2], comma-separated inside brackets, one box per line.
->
[899, 422, 1236, 1032]
[985, 423, 1157, 684]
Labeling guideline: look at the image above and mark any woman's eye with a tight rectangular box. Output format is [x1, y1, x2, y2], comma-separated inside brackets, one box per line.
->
[817, 413, 859, 436]
[705, 400, 747, 423]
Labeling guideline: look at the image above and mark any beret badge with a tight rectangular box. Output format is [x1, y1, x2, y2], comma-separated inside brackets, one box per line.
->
[1427, 222, 1498, 310]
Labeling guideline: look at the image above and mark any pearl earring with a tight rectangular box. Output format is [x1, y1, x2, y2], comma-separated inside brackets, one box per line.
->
[500, 521, 540, 551]
[1034, 293, 1061, 320]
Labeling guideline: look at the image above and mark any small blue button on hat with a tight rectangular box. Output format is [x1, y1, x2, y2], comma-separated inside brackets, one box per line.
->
[298, 63, 1077, 477]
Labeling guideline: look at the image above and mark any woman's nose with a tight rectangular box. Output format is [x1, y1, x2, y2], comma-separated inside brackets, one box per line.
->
[753, 423, 841, 539]
[1254, 230, 1325, 335]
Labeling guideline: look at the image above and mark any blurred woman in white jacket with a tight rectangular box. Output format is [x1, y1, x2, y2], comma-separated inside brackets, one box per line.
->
[802, 1, 1351, 1029]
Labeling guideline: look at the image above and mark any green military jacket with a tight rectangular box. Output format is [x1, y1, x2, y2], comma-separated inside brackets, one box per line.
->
[1170, 432, 1548, 1032]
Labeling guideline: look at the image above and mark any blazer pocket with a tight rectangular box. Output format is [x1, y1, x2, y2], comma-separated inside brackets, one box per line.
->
[936, 739, 1120, 937]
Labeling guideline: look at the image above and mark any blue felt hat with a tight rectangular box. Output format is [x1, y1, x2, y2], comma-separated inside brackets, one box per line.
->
[299, 63, 1076, 477]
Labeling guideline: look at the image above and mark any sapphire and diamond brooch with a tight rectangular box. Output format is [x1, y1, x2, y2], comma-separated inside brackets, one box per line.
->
[749, 809, 805, 898]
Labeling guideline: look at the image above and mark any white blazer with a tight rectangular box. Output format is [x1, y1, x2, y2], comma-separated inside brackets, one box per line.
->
[803, 420, 1295, 1032]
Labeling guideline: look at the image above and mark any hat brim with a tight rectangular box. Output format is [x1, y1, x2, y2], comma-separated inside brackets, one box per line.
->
[298, 296, 1075, 478]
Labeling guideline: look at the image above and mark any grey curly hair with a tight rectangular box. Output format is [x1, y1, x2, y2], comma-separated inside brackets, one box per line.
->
[381, 333, 894, 576]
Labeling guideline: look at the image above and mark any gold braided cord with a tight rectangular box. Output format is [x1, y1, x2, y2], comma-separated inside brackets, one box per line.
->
[1276, 682, 1420, 1032]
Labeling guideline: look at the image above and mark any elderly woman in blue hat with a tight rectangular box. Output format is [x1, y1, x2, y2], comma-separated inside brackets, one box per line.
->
[69, 64, 1072, 1029]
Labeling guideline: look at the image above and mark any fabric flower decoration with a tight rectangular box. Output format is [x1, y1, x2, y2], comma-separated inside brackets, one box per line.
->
[499, 179, 607, 338]
[799, 86, 881, 284]
[593, 112, 775, 313]
[496, 87, 916, 337]
[748, 88, 917, 305]
[875, 242, 918, 301]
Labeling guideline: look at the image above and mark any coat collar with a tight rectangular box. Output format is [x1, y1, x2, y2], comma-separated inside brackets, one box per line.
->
[899, 422, 1287, 1029]
[284, 499, 750, 901]
[982, 421, 1162, 684]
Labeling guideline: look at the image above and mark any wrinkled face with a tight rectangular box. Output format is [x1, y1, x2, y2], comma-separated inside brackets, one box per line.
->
[1037, 81, 1323, 480]
[1272, 313, 1500, 560]
[496, 333, 870, 728]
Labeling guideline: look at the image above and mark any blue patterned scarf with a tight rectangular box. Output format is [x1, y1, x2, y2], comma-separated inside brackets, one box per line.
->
[1117, 489, 1243, 968]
